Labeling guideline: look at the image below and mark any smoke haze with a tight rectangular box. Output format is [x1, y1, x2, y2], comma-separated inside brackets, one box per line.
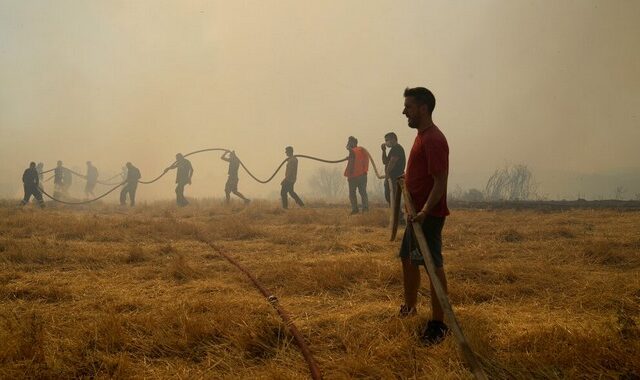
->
[1, 1, 639, 200]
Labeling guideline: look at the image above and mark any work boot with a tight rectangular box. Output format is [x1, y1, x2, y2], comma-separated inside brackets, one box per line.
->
[350, 209, 359, 215]
[420, 320, 449, 345]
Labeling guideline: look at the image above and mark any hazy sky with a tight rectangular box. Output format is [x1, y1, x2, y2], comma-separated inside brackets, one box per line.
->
[1, 0, 639, 200]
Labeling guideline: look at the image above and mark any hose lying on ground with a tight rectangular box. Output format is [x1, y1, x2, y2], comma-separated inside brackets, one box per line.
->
[201, 239, 322, 380]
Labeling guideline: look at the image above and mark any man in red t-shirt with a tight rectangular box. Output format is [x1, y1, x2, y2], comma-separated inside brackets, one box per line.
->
[398, 87, 450, 345]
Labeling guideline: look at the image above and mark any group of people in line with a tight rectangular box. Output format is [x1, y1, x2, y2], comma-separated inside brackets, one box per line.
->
[21, 135, 408, 212]
[20, 87, 453, 345]
[20, 160, 100, 208]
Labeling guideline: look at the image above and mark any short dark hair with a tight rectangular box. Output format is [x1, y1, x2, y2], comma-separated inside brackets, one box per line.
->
[285, 146, 293, 152]
[348, 136, 358, 145]
[404, 87, 436, 114]
[384, 132, 397, 141]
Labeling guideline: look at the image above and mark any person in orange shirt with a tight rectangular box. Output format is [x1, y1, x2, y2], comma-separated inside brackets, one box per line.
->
[344, 136, 369, 214]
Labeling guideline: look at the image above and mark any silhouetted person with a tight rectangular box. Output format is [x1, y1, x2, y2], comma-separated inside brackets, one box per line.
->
[381, 132, 406, 205]
[164, 153, 193, 207]
[85, 161, 99, 198]
[344, 136, 369, 214]
[120, 162, 141, 207]
[53, 160, 66, 198]
[280, 146, 304, 209]
[398, 87, 450, 345]
[221, 151, 250, 204]
[63, 166, 73, 193]
[21, 162, 45, 208]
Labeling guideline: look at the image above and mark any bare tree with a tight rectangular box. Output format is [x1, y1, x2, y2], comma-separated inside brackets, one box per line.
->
[449, 184, 464, 201]
[485, 164, 537, 201]
[614, 186, 626, 200]
[463, 188, 484, 202]
[308, 167, 346, 200]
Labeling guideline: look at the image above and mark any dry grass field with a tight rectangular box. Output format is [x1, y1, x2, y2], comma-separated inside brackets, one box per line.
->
[0, 199, 639, 379]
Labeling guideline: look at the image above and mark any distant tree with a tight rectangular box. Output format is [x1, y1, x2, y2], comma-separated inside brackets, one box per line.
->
[449, 184, 464, 201]
[463, 188, 484, 202]
[308, 167, 346, 200]
[614, 186, 626, 200]
[484, 164, 537, 201]
[635, 193, 640, 201]
[449, 186, 484, 202]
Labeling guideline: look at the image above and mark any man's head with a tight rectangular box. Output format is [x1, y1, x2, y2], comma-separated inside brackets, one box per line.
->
[57, 160, 63, 167]
[29, 162, 36, 169]
[126, 162, 132, 169]
[384, 132, 398, 148]
[347, 136, 358, 149]
[86, 161, 92, 166]
[403, 87, 436, 129]
[285, 146, 294, 157]
[176, 153, 184, 161]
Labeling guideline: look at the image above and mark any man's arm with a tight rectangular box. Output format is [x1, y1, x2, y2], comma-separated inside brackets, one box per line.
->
[411, 171, 448, 223]
[220, 152, 230, 162]
[381, 144, 389, 165]
[188, 163, 194, 182]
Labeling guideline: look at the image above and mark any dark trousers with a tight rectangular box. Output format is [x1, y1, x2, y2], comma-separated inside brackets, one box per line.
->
[281, 181, 304, 209]
[175, 182, 189, 206]
[85, 181, 96, 197]
[348, 174, 368, 212]
[21, 184, 44, 207]
[54, 182, 64, 198]
[120, 182, 138, 206]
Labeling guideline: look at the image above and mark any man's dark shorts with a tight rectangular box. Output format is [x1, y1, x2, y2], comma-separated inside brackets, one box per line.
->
[225, 176, 238, 192]
[399, 216, 446, 267]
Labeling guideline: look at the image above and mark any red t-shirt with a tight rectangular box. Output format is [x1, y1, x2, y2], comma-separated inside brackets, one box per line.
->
[405, 125, 450, 217]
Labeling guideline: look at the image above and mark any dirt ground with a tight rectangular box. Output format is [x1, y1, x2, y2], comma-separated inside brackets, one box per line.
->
[1, 200, 639, 379]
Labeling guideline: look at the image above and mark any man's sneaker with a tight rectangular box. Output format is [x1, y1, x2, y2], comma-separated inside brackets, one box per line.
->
[420, 320, 449, 345]
[350, 209, 359, 215]
[398, 304, 417, 317]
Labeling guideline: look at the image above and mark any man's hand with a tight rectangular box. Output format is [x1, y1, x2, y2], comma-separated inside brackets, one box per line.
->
[408, 210, 427, 224]
[381, 143, 386, 151]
